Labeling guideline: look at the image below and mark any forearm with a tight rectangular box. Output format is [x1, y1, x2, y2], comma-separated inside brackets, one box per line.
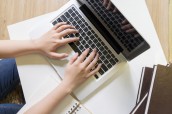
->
[0, 40, 40, 58]
[24, 82, 71, 114]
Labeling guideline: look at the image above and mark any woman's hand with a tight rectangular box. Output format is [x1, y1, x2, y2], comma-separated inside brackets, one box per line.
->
[62, 48, 101, 92]
[34, 22, 79, 59]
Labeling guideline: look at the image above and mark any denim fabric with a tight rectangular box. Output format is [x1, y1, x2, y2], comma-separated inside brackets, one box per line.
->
[0, 58, 20, 100]
[0, 59, 23, 114]
[0, 104, 23, 114]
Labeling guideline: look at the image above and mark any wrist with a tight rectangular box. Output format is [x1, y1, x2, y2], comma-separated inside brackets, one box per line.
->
[31, 39, 42, 54]
[60, 81, 75, 94]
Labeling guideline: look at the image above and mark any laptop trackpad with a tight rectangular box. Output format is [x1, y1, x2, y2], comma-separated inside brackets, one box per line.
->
[29, 23, 75, 79]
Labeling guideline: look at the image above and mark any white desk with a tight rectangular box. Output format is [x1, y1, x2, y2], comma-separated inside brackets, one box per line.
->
[8, 0, 167, 114]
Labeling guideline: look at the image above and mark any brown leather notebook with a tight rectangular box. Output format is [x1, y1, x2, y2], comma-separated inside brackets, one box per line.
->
[130, 94, 148, 114]
[136, 67, 153, 104]
[145, 64, 172, 114]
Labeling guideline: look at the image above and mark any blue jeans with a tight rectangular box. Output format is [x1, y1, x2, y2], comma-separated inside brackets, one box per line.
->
[0, 59, 24, 114]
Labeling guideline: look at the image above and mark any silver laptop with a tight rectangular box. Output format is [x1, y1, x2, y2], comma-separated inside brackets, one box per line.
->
[29, 0, 150, 101]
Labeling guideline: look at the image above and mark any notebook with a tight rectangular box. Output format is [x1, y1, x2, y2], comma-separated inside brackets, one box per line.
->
[17, 76, 91, 114]
[145, 64, 172, 114]
[136, 67, 153, 103]
[130, 93, 148, 114]
[130, 67, 153, 114]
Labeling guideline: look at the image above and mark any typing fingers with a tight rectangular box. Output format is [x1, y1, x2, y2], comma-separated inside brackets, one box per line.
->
[83, 48, 97, 67]
[52, 22, 67, 30]
[58, 37, 79, 46]
[56, 25, 75, 33]
[76, 48, 90, 63]
[87, 64, 101, 78]
[58, 29, 78, 38]
[85, 52, 99, 71]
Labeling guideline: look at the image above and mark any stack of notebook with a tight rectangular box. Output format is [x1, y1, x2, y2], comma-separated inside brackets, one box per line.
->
[130, 64, 172, 114]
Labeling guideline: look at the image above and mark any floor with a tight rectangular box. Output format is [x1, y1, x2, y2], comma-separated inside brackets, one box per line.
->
[0, 0, 171, 104]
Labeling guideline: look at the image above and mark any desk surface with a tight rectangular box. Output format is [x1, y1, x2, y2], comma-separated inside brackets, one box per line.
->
[0, 0, 171, 61]
[7, 0, 167, 113]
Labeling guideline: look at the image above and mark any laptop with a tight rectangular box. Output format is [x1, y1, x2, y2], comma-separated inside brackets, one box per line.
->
[29, 0, 150, 101]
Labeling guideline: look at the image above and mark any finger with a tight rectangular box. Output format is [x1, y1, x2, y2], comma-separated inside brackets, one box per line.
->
[107, 1, 113, 10]
[69, 53, 79, 64]
[122, 19, 128, 25]
[87, 64, 102, 78]
[121, 24, 132, 30]
[76, 48, 90, 63]
[86, 52, 99, 71]
[103, 0, 109, 7]
[126, 28, 136, 33]
[83, 48, 97, 67]
[56, 25, 75, 33]
[113, 7, 117, 13]
[49, 52, 68, 59]
[58, 29, 78, 38]
[134, 34, 140, 38]
[58, 37, 79, 46]
[52, 22, 67, 30]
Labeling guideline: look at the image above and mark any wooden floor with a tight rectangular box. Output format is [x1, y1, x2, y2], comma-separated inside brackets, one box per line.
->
[170, 0, 172, 62]
[0, 0, 171, 62]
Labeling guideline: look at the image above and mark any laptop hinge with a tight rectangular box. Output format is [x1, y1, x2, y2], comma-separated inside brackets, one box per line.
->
[79, 4, 123, 54]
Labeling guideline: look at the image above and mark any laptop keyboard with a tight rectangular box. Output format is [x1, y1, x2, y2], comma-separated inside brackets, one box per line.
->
[86, 0, 144, 52]
[52, 6, 119, 79]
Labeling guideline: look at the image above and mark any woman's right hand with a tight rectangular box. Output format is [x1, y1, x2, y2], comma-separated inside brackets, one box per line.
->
[61, 48, 101, 92]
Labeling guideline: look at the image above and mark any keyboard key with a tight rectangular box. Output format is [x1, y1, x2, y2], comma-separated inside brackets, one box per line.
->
[57, 18, 63, 22]
[61, 15, 68, 22]
[52, 21, 57, 25]
[64, 12, 70, 18]
[79, 45, 84, 50]
[84, 28, 89, 32]
[109, 58, 116, 65]
[107, 63, 112, 69]
[85, 36, 89, 40]
[99, 68, 105, 75]
[75, 33, 80, 37]
[91, 44, 96, 49]
[84, 44, 89, 48]
[69, 34, 74, 37]
[68, 9, 73, 13]
[88, 40, 93, 44]
[106, 54, 111, 59]
[114, 58, 119, 62]
[94, 74, 99, 79]
[101, 64, 108, 72]
[87, 31, 91, 36]
[71, 12, 76, 17]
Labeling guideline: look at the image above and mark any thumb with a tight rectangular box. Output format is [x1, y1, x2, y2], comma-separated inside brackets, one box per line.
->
[49, 52, 68, 59]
